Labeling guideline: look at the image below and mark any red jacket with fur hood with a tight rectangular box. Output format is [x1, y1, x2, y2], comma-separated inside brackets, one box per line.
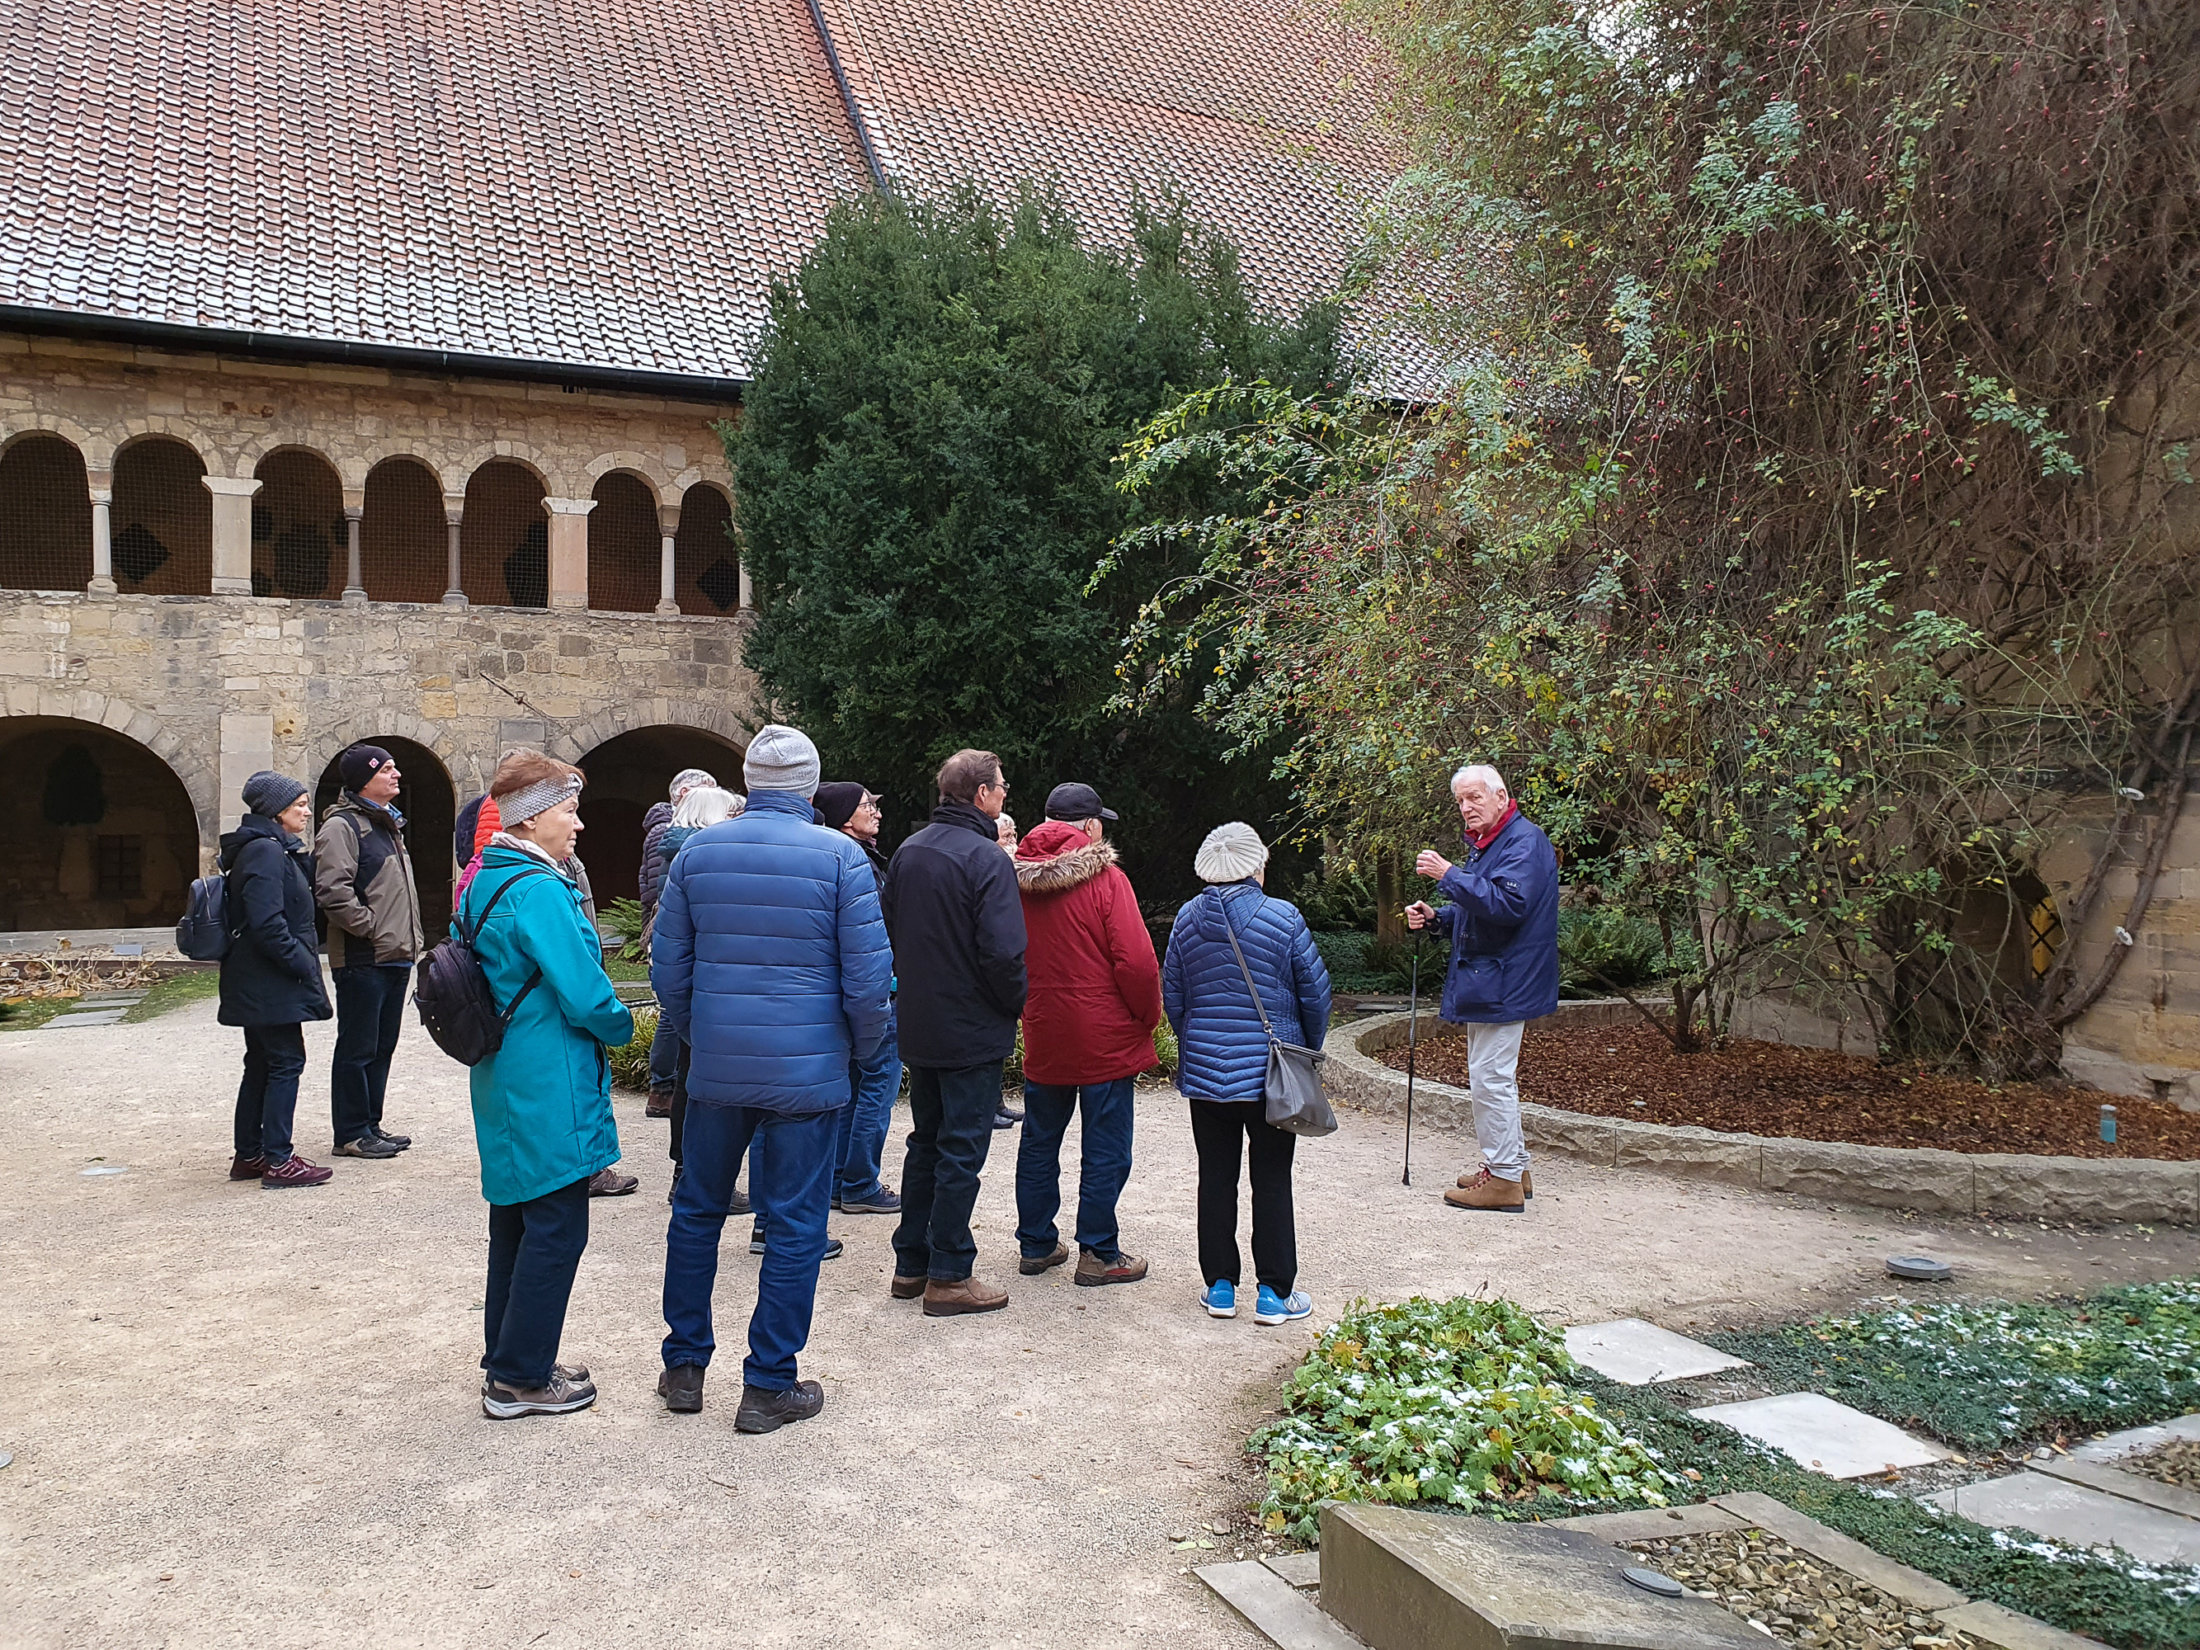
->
[1014, 820, 1163, 1084]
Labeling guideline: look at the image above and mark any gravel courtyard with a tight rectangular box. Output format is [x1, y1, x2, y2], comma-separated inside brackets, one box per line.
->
[5, 996, 2193, 1649]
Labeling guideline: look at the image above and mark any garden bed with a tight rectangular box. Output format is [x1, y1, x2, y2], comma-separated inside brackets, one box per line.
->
[1379, 1022, 2200, 1160]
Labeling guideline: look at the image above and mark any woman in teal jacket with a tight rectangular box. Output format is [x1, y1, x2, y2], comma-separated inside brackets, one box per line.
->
[461, 751, 634, 1420]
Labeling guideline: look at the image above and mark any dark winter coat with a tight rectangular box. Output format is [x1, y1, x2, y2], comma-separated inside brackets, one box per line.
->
[638, 800, 676, 913]
[650, 789, 892, 1112]
[1014, 821, 1161, 1084]
[883, 800, 1028, 1069]
[1429, 808, 1561, 1025]
[217, 814, 333, 1028]
[314, 793, 424, 968]
[1162, 882, 1331, 1102]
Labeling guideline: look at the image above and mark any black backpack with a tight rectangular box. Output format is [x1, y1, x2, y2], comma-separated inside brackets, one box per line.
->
[176, 870, 238, 961]
[414, 866, 554, 1066]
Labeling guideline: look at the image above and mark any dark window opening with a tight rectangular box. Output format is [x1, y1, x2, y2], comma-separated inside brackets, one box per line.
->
[96, 835, 144, 899]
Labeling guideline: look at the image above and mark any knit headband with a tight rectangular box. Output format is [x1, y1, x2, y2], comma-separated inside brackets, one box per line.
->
[499, 773, 582, 827]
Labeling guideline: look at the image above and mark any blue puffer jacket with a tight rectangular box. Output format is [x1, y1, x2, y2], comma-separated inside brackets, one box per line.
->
[650, 788, 892, 1113]
[1162, 881, 1332, 1102]
[1430, 808, 1561, 1025]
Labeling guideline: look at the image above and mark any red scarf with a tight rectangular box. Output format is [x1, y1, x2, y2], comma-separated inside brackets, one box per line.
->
[1469, 800, 1518, 852]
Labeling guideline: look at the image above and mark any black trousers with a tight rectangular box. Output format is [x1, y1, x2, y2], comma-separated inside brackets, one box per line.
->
[892, 1061, 1002, 1282]
[1188, 1098, 1297, 1295]
[234, 1022, 307, 1162]
[482, 1176, 592, 1390]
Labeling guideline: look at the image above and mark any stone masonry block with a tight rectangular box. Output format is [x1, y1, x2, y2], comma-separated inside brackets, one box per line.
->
[1757, 1139, 1975, 1215]
[1612, 1122, 1763, 1188]
[1969, 1153, 2200, 1223]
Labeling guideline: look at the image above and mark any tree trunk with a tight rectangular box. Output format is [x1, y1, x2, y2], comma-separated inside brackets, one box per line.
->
[1375, 853, 1405, 947]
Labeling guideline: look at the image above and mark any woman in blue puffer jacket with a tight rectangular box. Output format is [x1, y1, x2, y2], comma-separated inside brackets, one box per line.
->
[1161, 822, 1331, 1328]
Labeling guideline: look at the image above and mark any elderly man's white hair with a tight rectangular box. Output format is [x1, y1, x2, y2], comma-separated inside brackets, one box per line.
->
[1450, 763, 1510, 797]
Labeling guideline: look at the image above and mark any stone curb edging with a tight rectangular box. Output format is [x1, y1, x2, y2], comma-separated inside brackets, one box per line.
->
[1324, 1006, 2200, 1224]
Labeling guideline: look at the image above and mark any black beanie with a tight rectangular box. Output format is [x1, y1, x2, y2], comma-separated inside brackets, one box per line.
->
[340, 744, 393, 792]
[813, 782, 868, 831]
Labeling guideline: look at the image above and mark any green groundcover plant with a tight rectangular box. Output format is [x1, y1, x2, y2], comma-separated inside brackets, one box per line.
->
[1258, 1291, 2200, 1650]
[1711, 1280, 2200, 1449]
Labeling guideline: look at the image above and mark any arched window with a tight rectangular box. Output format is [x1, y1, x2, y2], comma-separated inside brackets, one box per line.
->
[0, 433, 92, 591]
[362, 458, 449, 604]
[111, 438, 211, 595]
[675, 484, 741, 612]
[461, 461, 548, 609]
[587, 472, 661, 614]
[251, 449, 345, 600]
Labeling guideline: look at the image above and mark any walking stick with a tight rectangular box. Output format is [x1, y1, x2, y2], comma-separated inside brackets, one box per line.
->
[1403, 938, 1421, 1187]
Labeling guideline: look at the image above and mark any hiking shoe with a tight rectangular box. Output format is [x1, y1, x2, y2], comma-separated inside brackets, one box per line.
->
[370, 1125, 411, 1150]
[645, 1086, 674, 1119]
[261, 1154, 332, 1189]
[1202, 1280, 1238, 1319]
[1075, 1249, 1149, 1287]
[588, 1167, 639, 1197]
[728, 1187, 750, 1215]
[1253, 1285, 1312, 1326]
[1457, 1167, 1533, 1198]
[890, 1274, 927, 1300]
[923, 1276, 1009, 1317]
[838, 1188, 902, 1215]
[228, 1154, 268, 1181]
[735, 1379, 824, 1434]
[482, 1371, 597, 1419]
[748, 1226, 843, 1261]
[1019, 1244, 1069, 1276]
[657, 1364, 704, 1414]
[334, 1134, 399, 1159]
[553, 1361, 591, 1384]
[991, 1105, 1022, 1130]
[1444, 1168, 1525, 1213]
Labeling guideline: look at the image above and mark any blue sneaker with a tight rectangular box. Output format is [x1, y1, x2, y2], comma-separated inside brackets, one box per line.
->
[1202, 1280, 1237, 1319]
[1254, 1285, 1312, 1326]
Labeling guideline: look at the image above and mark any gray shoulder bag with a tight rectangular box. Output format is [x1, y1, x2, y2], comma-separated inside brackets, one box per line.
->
[1216, 893, 1338, 1138]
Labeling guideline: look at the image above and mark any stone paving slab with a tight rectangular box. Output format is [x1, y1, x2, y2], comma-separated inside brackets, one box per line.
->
[1262, 1552, 1321, 1590]
[46, 1009, 128, 1028]
[1196, 1560, 1366, 1649]
[1937, 1600, 2104, 1650]
[1925, 1474, 2200, 1565]
[2072, 1414, 2200, 1463]
[2028, 1453, 2200, 1521]
[1564, 1318, 1752, 1385]
[1687, 1393, 1950, 1479]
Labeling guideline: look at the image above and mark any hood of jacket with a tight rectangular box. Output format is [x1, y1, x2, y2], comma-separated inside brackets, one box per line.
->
[1185, 879, 1263, 942]
[219, 810, 301, 869]
[1014, 821, 1114, 895]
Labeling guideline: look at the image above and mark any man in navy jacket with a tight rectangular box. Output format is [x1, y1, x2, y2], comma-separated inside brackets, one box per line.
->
[1407, 763, 1559, 1213]
[652, 724, 890, 1432]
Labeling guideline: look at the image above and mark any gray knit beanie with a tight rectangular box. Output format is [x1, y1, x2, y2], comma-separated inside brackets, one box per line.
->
[242, 770, 308, 818]
[742, 724, 821, 797]
[1194, 821, 1268, 883]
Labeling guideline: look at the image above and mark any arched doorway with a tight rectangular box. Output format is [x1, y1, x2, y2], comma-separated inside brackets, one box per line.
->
[252, 448, 345, 599]
[587, 471, 660, 613]
[0, 717, 200, 929]
[575, 725, 748, 906]
[0, 433, 92, 591]
[313, 736, 457, 938]
[361, 456, 449, 604]
[111, 437, 211, 595]
[461, 461, 548, 609]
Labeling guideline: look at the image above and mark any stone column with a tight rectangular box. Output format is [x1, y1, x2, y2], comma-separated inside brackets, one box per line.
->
[655, 503, 681, 616]
[442, 494, 467, 607]
[542, 496, 595, 611]
[87, 470, 116, 596]
[739, 559, 753, 611]
[204, 476, 262, 596]
[342, 499, 366, 603]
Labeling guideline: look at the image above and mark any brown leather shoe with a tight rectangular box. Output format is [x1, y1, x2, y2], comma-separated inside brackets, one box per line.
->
[1018, 1243, 1069, 1276]
[588, 1167, 639, 1197]
[890, 1274, 927, 1300]
[922, 1275, 1009, 1316]
[644, 1087, 674, 1119]
[1074, 1249, 1149, 1287]
[1458, 1168, 1533, 1198]
[1444, 1168, 1525, 1212]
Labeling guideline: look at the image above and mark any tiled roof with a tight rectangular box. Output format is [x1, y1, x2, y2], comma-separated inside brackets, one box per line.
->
[0, 0, 1405, 383]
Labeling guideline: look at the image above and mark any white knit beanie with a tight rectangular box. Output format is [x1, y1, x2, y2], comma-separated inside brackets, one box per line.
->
[1194, 821, 1268, 884]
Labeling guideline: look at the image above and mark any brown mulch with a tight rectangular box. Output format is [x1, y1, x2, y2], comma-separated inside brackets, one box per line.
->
[2119, 1438, 2200, 1492]
[1379, 1020, 2200, 1160]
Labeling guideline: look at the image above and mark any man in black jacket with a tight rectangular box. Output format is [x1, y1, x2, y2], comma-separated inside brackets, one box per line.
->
[883, 749, 1028, 1316]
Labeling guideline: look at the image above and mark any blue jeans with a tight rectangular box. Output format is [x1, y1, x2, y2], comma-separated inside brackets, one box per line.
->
[663, 1101, 838, 1390]
[330, 963, 411, 1147]
[483, 1175, 591, 1389]
[891, 1061, 1001, 1283]
[1014, 1077, 1136, 1262]
[647, 1010, 680, 1092]
[835, 1007, 900, 1201]
[235, 1023, 306, 1162]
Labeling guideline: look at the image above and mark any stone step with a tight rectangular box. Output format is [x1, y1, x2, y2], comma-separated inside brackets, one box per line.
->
[1195, 1559, 1365, 1650]
[1925, 1473, 2200, 1566]
[1686, 1393, 1949, 1479]
[1564, 1319, 1751, 1386]
[47, 1009, 128, 1028]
